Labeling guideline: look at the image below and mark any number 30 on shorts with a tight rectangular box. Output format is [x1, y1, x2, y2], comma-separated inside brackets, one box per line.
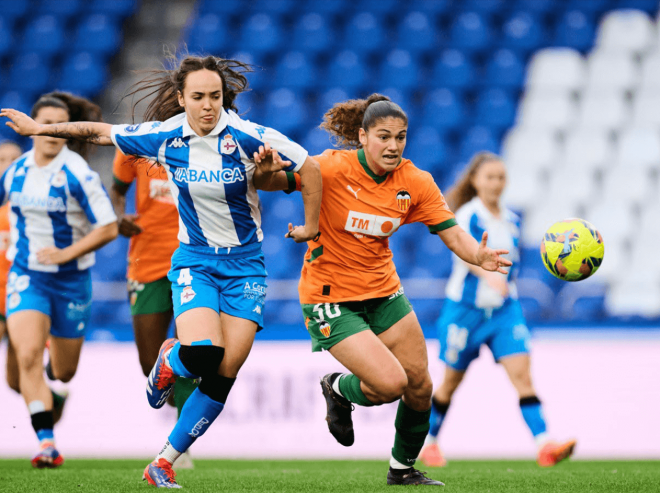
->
[177, 268, 193, 286]
[313, 302, 341, 321]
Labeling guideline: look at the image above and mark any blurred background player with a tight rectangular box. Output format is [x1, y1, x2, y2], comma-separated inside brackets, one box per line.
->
[258, 94, 511, 486]
[418, 152, 576, 468]
[110, 149, 197, 469]
[1, 92, 118, 468]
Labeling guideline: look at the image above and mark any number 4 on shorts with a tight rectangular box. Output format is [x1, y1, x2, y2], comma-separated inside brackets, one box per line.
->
[177, 268, 193, 286]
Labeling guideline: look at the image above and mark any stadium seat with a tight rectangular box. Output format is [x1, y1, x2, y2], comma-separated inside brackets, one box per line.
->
[263, 88, 306, 136]
[596, 9, 655, 53]
[615, 126, 660, 169]
[562, 128, 614, 173]
[606, 279, 660, 317]
[317, 87, 352, 116]
[239, 13, 283, 54]
[525, 48, 586, 92]
[354, 0, 400, 14]
[251, 0, 297, 15]
[484, 49, 525, 89]
[404, 126, 449, 173]
[0, 17, 14, 58]
[58, 53, 108, 97]
[301, 0, 350, 15]
[514, 0, 556, 14]
[503, 170, 544, 211]
[8, 53, 51, 96]
[432, 49, 476, 90]
[292, 13, 334, 55]
[585, 50, 640, 90]
[186, 14, 231, 55]
[0, 91, 31, 117]
[639, 54, 660, 91]
[229, 51, 268, 91]
[38, 0, 83, 20]
[21, 15, 64, 56]
[301, 127, 332, 157]
[421, 89, 466, 130]
[197, 0, 245, 16]
[74, 15, 122, 57]
[379, 50, 420, 90]
[326, 50, 367, 91]
[450, 11, 492, 52]
[554, 10, 597, 52]
[584, 200, 636, 249]
[476, 88, 516, 130]
[577, 88, 630, 131]
[463, 0, 507, 15]
[501, 11, 546, 54]
[415, 0, 452, 16]
[601, 165, 655, 206]
[501, 127, 561, 174]
[375, 87, 414, 120]
[521, 200, 582, 246]
[343, 12, 387, 54]
[547, 166, 599, 208]
[616, 0, 659, 15]
[276, 51, 316, 90]
[565, 0, 615, 17]
[90, 0, 139, 18]
[396, 11, 436, 53]
[631, 89, 660, 126]
[418, 233, 453, 277]
[517, 89, 577, 131]
[0, 0, 29, 22]
[459, 126, 500, 162]
[558, 282, 607, 321]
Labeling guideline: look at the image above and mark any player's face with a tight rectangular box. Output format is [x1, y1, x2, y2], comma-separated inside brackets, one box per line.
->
[359, 117, 407, 175]
[32, 106, 70, 160]
[472, 159, 506, 205]
[178, 69, 224, 137]
[0, 143, 22, 174]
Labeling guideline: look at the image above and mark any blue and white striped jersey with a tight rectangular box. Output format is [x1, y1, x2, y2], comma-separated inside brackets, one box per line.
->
[0, 146, 117, 273]
[445, 197, 521, 309]
[111, 109, 308, 248]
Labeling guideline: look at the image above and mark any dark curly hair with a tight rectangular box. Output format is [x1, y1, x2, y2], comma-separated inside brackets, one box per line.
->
[320, 93, 408, 149]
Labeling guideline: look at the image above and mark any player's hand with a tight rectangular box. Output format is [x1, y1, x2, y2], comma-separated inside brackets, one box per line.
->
[0, 108, 41, 136]
[118, 214, 143, 237]
[37, 246, 73, 265]
[476, 231, 511, 275]
[285, 223, 319, 243]
[253, 142, 291, 174]
[484, 271, 509, 297]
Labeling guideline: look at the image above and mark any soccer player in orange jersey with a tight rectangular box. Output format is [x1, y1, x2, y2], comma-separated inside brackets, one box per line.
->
[256, 94, 511, 486]
[110, 149, 197, 468]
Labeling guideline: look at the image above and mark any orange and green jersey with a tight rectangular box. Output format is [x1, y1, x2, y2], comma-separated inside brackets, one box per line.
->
[112, 150, 179, 284]
[299, 149, 457, 304]
[0, 203, 10, 314]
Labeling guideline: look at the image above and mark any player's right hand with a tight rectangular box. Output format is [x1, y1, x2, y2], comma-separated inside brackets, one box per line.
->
[118, 214, 143, 237]
[285, 223, 319, 243]
[0, 108, 40, 136]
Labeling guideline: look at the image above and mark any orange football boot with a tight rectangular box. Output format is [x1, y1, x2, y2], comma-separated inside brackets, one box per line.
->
[418, 442, 447, 467]
[537, 439, 577, 467]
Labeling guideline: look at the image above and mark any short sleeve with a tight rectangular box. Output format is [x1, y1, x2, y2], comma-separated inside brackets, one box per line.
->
[65, 168, 117, 228]
[112, 148, 137, 186]
[111, 122, 166, 161]
[404, 171, 457, 234]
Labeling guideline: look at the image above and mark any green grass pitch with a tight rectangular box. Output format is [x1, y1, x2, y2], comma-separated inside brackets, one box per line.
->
[1, 459, 658, 492]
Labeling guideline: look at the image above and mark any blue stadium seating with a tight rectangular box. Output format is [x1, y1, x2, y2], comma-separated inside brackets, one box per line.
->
[355, 0, 401, 14]
[459, 126, 500, 161]
[379, 50, 420, 90]
[187, 14, 232, 55]
[292, 13, 334, 55]
[343, 12, 388, 53]
[229, 51, 269, 91]
[302, 0, 350, 15]
[376, 87, 415, 121]
[317, 87, 352, 117]
[90, 0, 138, 18]
[565, 0, 614, 17]
[239, 13, 283, 54]
[476, 88, 517, 130]
[514, 0, 556, 14]
[432, 49, 476, 90]
[463, 0, 508, 15]
[484, 49, 525, 88]
[74, 15, 121, 57]
[276, 51, 317, 91]
[263, 88, 307, 136]
[396, 11, 437, 53]
[197, 0, 245, 16]
[301, 127, 332, 157]
[554, 9, 596, 52]
[21, 15, 64, 56]
[415, 0, 452, 16]
[38, 0, 84, 19]
[422, 89, 466, 130]
[252, 0, 297, 15]
[501, 11, 546, 54]
[617, 0, 659, 14]
[58, 53, 108, 98]
[0, 17, 13, 59]
[0, 0, 29, 22]
[450, 11, 493, 51]
[8, 53, 51, 97]
[326, 50, 367, 91]
[405, 126, 450, 174]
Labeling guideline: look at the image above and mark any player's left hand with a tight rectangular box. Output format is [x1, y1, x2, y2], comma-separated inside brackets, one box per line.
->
[476, 231, 512, 275]
[285, 223, 319, 243]
[37, 246, 72, 265]
[0, 108, 41, 136]
[253, 142, 291, 173]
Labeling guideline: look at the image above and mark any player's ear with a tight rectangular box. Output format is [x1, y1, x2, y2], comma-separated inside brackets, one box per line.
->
[177, 90, 185, 109]
[358, 128, 367, 148]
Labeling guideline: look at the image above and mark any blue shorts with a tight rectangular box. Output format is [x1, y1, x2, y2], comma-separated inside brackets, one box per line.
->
[437, 299, 530, 371]
[168, 242, 267, 329]
[6, 265, 92, 339]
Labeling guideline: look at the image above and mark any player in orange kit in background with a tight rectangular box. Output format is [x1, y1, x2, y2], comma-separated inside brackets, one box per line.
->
[0, 141, 22, 393]
[110, 149, 197, 469]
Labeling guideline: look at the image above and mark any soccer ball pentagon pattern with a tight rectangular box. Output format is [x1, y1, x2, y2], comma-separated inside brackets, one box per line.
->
[540, 218, 605, 282]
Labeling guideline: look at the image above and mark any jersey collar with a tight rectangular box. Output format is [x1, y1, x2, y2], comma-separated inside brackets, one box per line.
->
[24, 146, 69, 172]
[182, 108, 229, 138]
[357, 148, 390, 184]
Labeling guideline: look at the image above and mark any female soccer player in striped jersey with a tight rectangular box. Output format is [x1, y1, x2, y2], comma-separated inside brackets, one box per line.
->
[418, 152, 576, 468]
[0, 93, 118, 468]
[2, 54, 322, 488]
[256, 94, 510, 486]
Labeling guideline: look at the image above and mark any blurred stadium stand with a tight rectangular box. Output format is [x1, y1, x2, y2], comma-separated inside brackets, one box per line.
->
[1, 0, 660, 340]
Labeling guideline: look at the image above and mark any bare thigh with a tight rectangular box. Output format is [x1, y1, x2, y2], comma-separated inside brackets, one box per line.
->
[500, 353, 535, 398]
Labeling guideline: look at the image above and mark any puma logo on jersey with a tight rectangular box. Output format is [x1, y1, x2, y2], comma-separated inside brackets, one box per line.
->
[168, 138, 188, 148]
[347, 185, 361, 200]
[345, 211, 401, 237]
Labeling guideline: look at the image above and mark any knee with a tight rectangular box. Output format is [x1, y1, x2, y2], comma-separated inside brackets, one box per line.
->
[510, 371, 534, 395]
[374, 372, 408, 403]
[53, 367, 77, 383]
[15, 346, 43, 372]
[177, 344, 225, 378]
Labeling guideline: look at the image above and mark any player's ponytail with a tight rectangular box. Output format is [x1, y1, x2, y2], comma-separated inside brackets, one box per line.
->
[123, 51, 253, 123]
[446, 152, 503, 211]
[320, 93, 408, 149]
[31, 92, 103, 160]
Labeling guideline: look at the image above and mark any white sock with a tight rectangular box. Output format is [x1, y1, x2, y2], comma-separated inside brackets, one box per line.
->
[424, 434, 437, 446]
[389, 456, 411, 470]
[331, 374, 345, 397]
[535, 432, 550, 449]
[156, 440, 182, 465]
[28, 400, 46, 414]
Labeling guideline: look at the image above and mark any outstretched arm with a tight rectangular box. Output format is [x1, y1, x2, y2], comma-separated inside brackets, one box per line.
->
[438, 227, 512, 274]
[1, 108, 114, 146]
[37, 222, 119, 265]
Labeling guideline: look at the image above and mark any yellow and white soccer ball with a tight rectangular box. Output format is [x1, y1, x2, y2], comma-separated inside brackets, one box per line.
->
[540, 218, 605, 282]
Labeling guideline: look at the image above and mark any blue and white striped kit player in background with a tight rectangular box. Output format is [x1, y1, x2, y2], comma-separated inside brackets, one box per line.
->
[418, 152, 576, 469]
[1, 54, 322, 488]
[0, 93, 118, 469]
